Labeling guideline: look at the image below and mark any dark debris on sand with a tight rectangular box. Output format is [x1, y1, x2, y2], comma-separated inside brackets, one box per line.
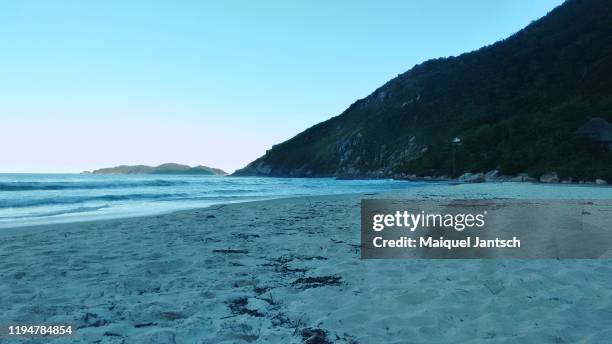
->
[227, 297, 264, 317]
[301, 328, 332, 344]
[292, 275, 342, 290]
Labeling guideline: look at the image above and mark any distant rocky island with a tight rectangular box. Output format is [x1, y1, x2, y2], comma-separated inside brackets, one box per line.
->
[234, 0, 612, 183]
[87, 163, 227, 176]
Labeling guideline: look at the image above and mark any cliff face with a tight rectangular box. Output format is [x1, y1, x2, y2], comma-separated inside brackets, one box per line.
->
[235, 0, 612, 180]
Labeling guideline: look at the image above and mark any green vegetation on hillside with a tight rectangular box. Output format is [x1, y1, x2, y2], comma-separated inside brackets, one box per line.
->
[235, 0, 612, 181]
[92, 163, 227, 175]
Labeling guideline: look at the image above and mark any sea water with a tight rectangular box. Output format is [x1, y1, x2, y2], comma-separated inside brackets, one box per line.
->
[0, 174, 422, 228]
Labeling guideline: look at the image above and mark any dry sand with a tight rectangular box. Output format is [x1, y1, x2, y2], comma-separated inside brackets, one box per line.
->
[1, 183, 612, 343]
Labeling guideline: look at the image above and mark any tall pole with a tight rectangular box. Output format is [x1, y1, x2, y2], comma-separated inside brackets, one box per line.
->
[452, 144, 456, 176]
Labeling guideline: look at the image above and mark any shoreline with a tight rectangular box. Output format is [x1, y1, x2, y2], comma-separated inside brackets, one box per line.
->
[2, 179, 610, 233]
[0, 192, 364, 238]
[0, 174, 418, 231]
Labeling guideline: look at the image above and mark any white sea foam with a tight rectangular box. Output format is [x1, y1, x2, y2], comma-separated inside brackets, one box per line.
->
[0, 174, 421, 228]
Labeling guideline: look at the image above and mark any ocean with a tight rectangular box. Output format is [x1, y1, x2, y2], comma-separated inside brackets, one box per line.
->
[0, 173, 421, 228]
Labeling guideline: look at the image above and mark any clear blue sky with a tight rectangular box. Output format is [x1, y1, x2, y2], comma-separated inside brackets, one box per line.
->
[0, 0, 563, 173]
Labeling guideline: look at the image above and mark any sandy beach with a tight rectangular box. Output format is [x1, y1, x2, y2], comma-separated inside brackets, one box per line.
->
[2, 182, 612, 343]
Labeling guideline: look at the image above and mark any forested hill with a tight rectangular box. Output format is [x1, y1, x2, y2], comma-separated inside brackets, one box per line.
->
[234, 0, 612, 181]
[91, 164, 228, 175]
